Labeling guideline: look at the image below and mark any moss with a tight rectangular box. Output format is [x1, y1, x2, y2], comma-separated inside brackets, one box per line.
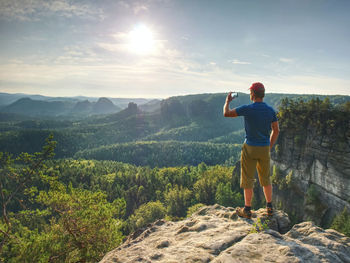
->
[274, 144, 280, 156]
[285, 170, 294, 188]
[306, 184, 319, 204]
[271, 165, 289, 190]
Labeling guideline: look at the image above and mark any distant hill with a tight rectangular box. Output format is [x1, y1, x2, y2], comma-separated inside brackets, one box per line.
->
[0, 92, 156, 111]
[0, 97, 133, 118]
[0, 92, 49, 106]
[71, 100, 93, 114]
[109, 98, 156, 109]
[0, 92, 349, 160]
[92, 97, 121, 115]
[1, 98, 73, 117]
[139, 99, 161, 112]
[0, 92, 84, 107]
[93, 102, 142, 124]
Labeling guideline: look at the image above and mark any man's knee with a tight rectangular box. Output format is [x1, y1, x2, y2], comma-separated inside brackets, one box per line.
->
[259, 175, 271, 187]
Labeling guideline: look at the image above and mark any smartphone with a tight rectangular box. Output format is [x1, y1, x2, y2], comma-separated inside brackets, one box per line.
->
[231, 92, 238, 98]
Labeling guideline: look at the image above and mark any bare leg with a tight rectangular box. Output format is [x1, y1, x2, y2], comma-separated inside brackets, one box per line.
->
[263, 184, 272, 203]
[244, 188, 253, 207]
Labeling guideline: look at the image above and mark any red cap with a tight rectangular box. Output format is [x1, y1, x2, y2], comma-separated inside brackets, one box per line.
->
[249, 82, 265, 92]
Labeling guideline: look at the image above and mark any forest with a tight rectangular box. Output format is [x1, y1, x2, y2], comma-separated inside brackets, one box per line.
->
[1, 94, 350, 262]
[0, 136, 244, 262]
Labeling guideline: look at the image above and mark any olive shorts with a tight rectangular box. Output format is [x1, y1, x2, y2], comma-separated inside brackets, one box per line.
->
[240, 143, 271, 189]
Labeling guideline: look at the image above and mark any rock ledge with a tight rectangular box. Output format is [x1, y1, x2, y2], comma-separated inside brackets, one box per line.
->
[100, 205, 350, 263]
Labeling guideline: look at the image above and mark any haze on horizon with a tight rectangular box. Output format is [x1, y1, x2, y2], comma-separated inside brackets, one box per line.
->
[0, 0, 349, 98]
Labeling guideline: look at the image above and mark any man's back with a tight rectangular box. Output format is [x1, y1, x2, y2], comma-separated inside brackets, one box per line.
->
[236, 102, 277, 146]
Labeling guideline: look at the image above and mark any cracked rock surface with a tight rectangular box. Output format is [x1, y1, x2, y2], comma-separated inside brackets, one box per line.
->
[100, 205, 350, 263]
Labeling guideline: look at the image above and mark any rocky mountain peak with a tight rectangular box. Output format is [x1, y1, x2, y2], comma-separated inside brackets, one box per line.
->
[92, 97, 119, 114]
[72, 100, 92, 113]
[100, 205, 350, 262]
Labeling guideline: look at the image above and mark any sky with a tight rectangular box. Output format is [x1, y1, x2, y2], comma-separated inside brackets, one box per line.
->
[0, 0, 349, 98]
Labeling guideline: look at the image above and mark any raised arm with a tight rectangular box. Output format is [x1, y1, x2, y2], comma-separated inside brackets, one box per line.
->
[223, 92, 238, 118]
[270, 121, 280, 150]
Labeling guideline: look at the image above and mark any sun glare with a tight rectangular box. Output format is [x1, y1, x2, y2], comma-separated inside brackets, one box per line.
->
[128, 24, 155, 55]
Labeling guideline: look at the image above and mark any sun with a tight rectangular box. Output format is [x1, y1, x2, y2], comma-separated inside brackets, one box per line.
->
[128, 24, 156, 55]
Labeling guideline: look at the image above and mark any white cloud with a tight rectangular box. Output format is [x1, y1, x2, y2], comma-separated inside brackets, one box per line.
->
[116, 0, 171, 15]
[112, 32, 129, 40]
[0, 0, 104, 21]
[263, 75, 350, 95]
[1, 56, 349, 98]
[230, 59, 251, 65]
[54, 45, 101, 65]
[97, 42, 129, 53]
[114, 0, 148, 15]
[279, 57, 294, 63]
[133, 4, 149, 14]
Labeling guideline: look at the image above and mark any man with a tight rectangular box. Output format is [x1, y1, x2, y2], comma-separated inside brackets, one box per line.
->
[223, 82, 279, 219]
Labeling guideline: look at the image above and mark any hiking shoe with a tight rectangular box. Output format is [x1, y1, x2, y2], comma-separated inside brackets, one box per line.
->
[236, 207, 252, 219]
[267, 206, 273, 217]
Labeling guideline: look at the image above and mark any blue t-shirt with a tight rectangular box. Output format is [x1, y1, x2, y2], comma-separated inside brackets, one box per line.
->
[236, 102, 278, 146]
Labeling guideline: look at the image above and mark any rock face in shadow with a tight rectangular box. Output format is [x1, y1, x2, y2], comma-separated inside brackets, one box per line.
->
[270, 122, 350, 226]
[99, 205, 350, 263]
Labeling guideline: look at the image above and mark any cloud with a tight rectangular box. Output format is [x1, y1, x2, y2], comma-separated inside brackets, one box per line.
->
[0, 0, 104, 21]
[262, 74, 350, 95]
[279, 57, 294, 63]
[0, 43, 225, 98]
[97, 42, 129, 53]
[116, 0, 171, 15]
[54, 45, 102, 65]
[230, 59, 251, 65]
[1, 55, 350, 98]
[133, 4, 149, 14]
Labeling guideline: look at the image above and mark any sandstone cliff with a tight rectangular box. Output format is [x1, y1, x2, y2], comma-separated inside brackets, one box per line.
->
[270, 122, 350, 226]
[100, 205, 350, 263]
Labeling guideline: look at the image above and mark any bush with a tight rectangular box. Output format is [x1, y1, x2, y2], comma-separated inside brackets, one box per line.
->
[186, 203, 205, 217]
[215, 182, 235, 207]
[128, 201, 166, 232]
[37, 183, 125, 263]
[249, 218, 269, 234]
[164, 185, 192, 218]
[330, 208, 350, 237]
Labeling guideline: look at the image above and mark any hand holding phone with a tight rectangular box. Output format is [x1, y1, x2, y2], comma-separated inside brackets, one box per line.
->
[226, 92, 238, 102]
[231, 92, 238, 98]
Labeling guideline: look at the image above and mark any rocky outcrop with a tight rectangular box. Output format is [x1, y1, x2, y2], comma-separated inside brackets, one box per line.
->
[271, 124, 350, 226]
[72, 100, 93, 114]
[92, 97, 120, 114]
[100, 205, 350, 263]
